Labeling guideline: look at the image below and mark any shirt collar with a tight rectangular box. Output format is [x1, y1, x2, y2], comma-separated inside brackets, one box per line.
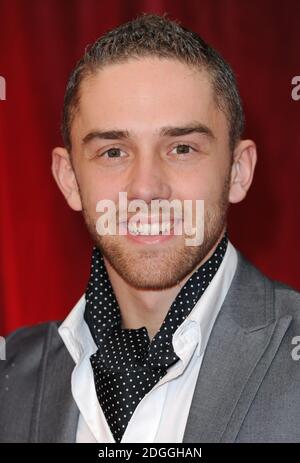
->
[59, 241, 238, 364]
[172, 240, 238, 358]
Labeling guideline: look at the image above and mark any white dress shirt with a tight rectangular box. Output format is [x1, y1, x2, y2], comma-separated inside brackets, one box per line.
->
[58, 240, 238, 443]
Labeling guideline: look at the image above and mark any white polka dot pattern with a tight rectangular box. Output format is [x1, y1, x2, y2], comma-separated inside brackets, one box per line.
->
[84, 232, 228, 442]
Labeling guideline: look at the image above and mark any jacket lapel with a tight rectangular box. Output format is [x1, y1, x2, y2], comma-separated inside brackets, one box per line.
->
[183, 251, 292, 443]
[29, 323, 79, 443]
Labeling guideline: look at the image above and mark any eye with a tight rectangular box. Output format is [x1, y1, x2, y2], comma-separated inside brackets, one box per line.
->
[98, 147, 127, 159]
[170, 144, 196, 156]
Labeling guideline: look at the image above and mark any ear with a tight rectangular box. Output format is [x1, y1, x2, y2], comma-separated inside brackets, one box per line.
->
[229, 139, 257, 204]
[51, 147, 82, 211]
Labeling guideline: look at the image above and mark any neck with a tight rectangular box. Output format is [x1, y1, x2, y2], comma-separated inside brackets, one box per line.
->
[103, 228, 226, 340]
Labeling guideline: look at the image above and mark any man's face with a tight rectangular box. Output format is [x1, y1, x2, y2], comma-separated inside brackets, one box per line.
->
[69, 57, 233, 289]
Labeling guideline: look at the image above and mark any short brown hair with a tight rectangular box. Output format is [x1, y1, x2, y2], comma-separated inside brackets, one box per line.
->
[61, 12, 245, 153]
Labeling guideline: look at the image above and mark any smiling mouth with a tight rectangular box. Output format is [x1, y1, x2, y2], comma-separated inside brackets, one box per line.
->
[126, 221, 174, 235]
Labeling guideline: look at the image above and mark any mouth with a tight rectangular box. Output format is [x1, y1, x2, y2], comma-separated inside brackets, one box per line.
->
[118, 219, 181, 245]
[126, 221, 175, 235]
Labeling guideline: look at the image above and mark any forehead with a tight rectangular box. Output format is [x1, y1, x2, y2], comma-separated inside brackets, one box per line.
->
[73, 57, 226, 139]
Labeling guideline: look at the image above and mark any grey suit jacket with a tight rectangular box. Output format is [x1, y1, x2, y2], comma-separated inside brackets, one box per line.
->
[1, 250, 300, 443]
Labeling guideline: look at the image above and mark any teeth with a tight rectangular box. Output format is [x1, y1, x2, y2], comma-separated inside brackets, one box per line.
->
[127, 222, 172, 235]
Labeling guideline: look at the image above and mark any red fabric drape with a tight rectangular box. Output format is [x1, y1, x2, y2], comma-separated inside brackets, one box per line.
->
[0, 0, 300, 335]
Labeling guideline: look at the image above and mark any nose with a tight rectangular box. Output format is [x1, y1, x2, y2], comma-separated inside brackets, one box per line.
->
[125, 155, 171, 204]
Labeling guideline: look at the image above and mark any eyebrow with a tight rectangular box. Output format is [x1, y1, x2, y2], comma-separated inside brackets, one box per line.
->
[81, 122, 216, 145]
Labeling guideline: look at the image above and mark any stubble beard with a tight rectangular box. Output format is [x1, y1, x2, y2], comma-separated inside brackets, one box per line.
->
[81, 179, 230, 291]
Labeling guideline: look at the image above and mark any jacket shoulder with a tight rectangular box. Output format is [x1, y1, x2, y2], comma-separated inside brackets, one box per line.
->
[236, 250, 300, 317]
[3, 321, 61, 361]
[272, 279, 300, 321]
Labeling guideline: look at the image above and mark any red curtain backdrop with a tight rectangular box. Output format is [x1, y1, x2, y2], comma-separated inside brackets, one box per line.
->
[0, 0, 300, 335]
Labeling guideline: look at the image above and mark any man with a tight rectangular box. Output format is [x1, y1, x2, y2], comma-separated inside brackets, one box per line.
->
[1, 13, 300, 443]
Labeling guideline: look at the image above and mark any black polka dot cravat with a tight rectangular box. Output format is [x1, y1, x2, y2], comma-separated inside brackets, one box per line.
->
[84, 232, 228, 442]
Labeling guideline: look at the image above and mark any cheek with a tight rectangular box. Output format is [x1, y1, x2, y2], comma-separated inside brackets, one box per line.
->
[178, 171, 230, 215]
[77, 170, 118, 212]
[176, 169, 218, 201]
